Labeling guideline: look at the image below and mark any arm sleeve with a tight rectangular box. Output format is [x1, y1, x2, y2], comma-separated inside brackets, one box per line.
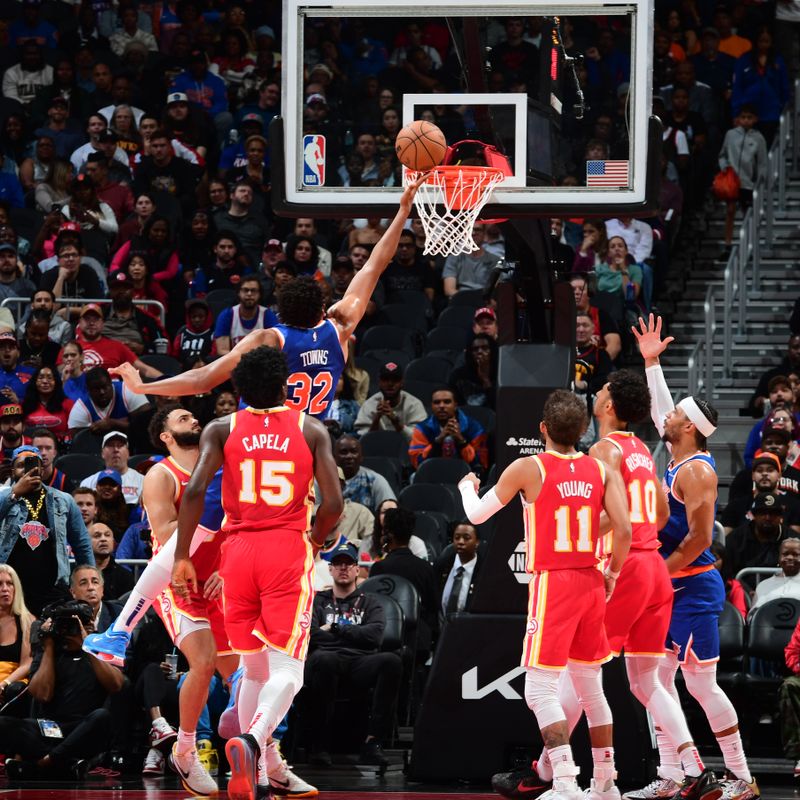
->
[458, 483, 506, 525]
[645, 364, 674, 440]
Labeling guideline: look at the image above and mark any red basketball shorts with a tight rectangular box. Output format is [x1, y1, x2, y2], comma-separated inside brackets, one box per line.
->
[604, 548, 673, 657]
[219, 529, 315, 659]
[521, 567, 610, 670]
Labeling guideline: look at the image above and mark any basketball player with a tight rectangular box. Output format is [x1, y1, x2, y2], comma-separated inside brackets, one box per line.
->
[109, 175, 427, 420]
[513, 371, 721, 800]
[171, 346, 342, 800]
[629, 315, 759, 800]
[458, 389, 632, 800]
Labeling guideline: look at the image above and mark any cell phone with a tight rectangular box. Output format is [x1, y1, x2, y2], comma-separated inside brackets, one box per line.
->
[23, 456, 41, 474]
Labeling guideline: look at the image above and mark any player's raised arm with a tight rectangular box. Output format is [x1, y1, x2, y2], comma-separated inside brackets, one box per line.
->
[303, 415, 344, 548]
[458, 457, 536, 525]
[326, 173, 427, 339]
[632, 314, 676, 439]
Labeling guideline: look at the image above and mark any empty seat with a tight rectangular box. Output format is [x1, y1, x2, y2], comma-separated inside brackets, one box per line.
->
[204, 289, 237, 321]
[378, 303, 428, 333]
[437, 305, 477, 331]
[400, 483, 456, 517]
[448, 289, 485, 308]
[405, 356, 454, 384]
[360, 430, 409, 461]
[55, 454, 105, 483]
[413, 512, 446, 554]
[361, 456, 403, 494]
[70, 428, 103, 455]
[463, 405, 496, 434]
[385, 289, 433, 320]
[425, 349, 460, 365]
[414, 457, 469, 485]
[359, 325, 416, 355]
[425, 326, 468, 354]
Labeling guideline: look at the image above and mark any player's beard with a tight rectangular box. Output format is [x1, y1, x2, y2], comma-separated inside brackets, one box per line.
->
[172, 430, 201, 447]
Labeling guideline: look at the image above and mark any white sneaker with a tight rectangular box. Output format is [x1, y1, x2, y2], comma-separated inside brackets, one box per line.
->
[539, 778, 584, 800]
[263, 746, 318, 797]
[586, 779, 622, 800]
[169, 745, 219, 796]
[149, 718, 178, 752]
[142, 747, 165, 776]
[623, 777, 682, 800]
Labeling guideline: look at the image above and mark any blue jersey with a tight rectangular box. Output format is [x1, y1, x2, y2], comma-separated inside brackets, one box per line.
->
[273, 319, 345, 420]
[660, 452, 717, 570]
[199, 468, 224, 531]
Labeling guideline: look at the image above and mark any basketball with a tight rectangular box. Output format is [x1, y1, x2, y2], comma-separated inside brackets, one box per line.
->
[395, 120, 447, 171]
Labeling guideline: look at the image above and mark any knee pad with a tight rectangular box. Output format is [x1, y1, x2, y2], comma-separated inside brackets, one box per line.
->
[681, 662, 738, 732]
[524, 667, 567, 729]
[242, 651, 270, 683]
[267, 648, 305, 697]
[568, 663, 612, 729]
[657, 651, 680, 694]
[625, 656, 661, 707]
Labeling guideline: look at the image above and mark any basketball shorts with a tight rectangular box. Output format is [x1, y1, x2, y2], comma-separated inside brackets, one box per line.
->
[219, 529, 315, 659]
[604, 548, 674, 657]
[521, 567, 610, 670]
[667, 567, 725, 664]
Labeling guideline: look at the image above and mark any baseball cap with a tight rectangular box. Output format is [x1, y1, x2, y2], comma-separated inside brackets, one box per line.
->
[0, 403, 22, 417]
[0, 331, 18, 345]
[768, 374, 791, 393]
[79, 303, 104, 318]
[97, 468, 122, 486]
[751, 492, 784, 514]
[12, 444, 41, 462]
[96, 131, 117, 143]
[254, 25, 275, 39]
[474, 306, 496, 321]
[49, 96, 68, 108]
[0, 242, 17, 254]
[762, 423, 791, 443]
[752, 450, 782, 471]
[330, 542, 358, 563]
[380, 361, 403, 380]
[240, 113, 264, 127]
[166, 91, 189, 105]
[305, 93, 328, 106]
[109, 271, 133, 289]
[331, 257, 354, 272]
[102, 431, 128, 447]
[264, 238, 282, 252]
[310, 63, 333, 80]
[58, 221, 82, 234]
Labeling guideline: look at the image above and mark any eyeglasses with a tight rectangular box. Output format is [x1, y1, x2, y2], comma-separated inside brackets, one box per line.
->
[59, 253, 80, 260]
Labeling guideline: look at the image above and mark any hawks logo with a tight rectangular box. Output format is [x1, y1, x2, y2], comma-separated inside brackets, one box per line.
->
[20, 521, 49, 550]
[526, 617, 539, 636]
[298, 611, 312, 630]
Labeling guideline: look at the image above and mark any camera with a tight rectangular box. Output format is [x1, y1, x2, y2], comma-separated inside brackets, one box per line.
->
[36, 600, 94, 643]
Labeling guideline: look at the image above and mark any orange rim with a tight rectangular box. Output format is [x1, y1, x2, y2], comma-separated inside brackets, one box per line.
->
[412, 165, 505, 210]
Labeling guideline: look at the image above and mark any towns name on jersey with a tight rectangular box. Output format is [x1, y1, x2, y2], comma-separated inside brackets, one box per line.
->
[300, 350, 329, 367]
[243, 434, 290, 453]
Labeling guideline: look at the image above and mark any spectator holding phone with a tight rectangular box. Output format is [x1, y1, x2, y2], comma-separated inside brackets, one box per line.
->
[354, 362, 426, 440]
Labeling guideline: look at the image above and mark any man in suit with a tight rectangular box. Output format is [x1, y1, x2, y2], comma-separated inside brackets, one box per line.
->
[435, 520, 483, 621]
[69, 564, 120, 634]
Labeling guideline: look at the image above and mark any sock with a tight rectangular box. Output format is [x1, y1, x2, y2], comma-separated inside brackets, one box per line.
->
[536, 671, 583, 782]
[591, 746, 616, 784]
[176, 728, 196, 756]
[656, 727, 683, 783]
[678, 745, 704, 778]
[547, 744, 577, 785]
[716, 732, 752, 783]
[264, 740, 283, 773]
[536, 750, 553, 781]
[112, 527, 209, 634]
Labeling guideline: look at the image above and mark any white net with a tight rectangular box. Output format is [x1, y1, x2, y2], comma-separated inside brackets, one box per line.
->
[406, 167, 505, 256]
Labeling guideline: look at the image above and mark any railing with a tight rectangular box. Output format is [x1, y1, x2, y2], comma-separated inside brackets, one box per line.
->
[1, 297, 166, 328]
[735, 566, 780, 586]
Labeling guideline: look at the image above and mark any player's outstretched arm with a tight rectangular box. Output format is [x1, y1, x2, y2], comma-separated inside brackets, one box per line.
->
[458, 457, 533, 525]
[304, 415, 344, 549]
[632, 314, 676, 439]
[326, 173, 427, 339]
[173, 418, 227, 596]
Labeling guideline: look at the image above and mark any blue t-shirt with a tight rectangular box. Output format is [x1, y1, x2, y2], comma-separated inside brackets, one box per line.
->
[0, 365, 34, 400]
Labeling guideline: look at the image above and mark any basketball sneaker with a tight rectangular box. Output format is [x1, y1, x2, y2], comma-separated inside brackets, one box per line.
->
[624, 776, 682, 799]
[142, 748, 165, 776]
[585, 778, 622, 800]
[539, 775, 584, 800]
[492, 761, 552, 799]
[169, 744, 219, 796]
[669, 768, 723, 800]
[226, 732, 260, 800]
[197, 739, 219, 776]
[260, 742, 318, 798]
[82, 629, 130, 667]
[719, 774, 759, 800]
[148, 718, 178, 753]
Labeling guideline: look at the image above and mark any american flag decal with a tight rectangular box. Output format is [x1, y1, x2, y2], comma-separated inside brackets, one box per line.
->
[586, 160, 629, 187]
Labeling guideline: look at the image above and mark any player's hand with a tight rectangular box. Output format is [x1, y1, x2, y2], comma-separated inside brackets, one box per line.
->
[399, 170, 430, 213]
[171, 558, 198, 599]
[459, 472, 481, 492]
[604, 573, 617, 602]
[109, 362, 145, 394]
[203, 571, 223, 601]
[631, 314, 674, 361]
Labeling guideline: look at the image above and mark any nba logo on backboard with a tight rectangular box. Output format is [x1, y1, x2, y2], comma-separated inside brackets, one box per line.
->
[303, 135, 325, 186]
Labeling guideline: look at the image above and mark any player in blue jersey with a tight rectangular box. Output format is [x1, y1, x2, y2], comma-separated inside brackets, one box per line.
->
[628, 316, 758, 800]
[109, 174, 427, 417]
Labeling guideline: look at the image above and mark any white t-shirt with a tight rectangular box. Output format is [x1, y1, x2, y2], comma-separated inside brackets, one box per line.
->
[81, 467, 144, 505]
[751, 572, 800, 608]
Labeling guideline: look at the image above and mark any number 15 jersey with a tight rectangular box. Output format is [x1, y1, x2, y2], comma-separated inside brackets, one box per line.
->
[221, 406, 315, 536]
[523, 451, 606, 571]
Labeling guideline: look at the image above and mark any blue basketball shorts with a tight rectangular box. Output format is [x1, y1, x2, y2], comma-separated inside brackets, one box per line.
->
[666, 568, 725, 664]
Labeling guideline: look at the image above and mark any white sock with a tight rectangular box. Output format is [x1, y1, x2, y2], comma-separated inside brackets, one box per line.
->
[679, 745, 705, 778]
[537, 751, 553, 781]
[656, 728, 683, 783]
[536, 672, 583, 781]
[112, 527, 209, 635]
[176, 728, 196, 756]
[717, 732, 752, 783]
[264, 740, 283, 772]
[592, 746, 615, 784]
[548, 744, 577, 785]
[246, 652, 303, 748]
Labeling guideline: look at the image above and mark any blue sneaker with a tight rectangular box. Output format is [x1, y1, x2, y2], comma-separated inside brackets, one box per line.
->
[82, 629, 130, 667]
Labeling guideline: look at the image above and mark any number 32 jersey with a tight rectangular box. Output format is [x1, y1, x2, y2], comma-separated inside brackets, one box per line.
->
[273, 320, 345, 420]
[522, 451, 606, 571]
[221, 406, 315, 536]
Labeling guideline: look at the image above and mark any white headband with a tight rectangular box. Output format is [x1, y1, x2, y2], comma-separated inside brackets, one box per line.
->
[677, 397, 717, 438]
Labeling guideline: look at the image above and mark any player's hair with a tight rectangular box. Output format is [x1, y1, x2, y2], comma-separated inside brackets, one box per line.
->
[383, 506, 416, 546]
[148, 402, 183, 452]
[232, 346, 287, 408]
[692, 397, 718, 450]
[542, 389, 589, 446]
[277, 275, 324, 329]
[607, 369, 651, 425]
[85, 366, 111, 388]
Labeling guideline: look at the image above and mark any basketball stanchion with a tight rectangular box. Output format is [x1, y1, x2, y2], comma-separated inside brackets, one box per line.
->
[405, 166, 505, 256]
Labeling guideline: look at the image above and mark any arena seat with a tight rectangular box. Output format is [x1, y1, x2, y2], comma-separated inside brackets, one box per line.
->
[140, 354, 183, 376]
[69, 428, 103, 455]
[425, 326, 469, 354]
[447, 289, 485, 308]
[55, 453, 105, 483]
[378, 303, 429, 334]
[361, 455, 403, 494]
[400, 483, 456, 517]
[405, 357, 454, 384]
[437, 305, 476, 331]
[360, 430, 409, 461]
[359, 325, 416, 355]
[463, 406, 496, 434]
[414, 457, 469, 485]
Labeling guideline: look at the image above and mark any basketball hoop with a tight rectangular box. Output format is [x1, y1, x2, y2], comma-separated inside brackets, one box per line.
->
[406, 166, 505, 256]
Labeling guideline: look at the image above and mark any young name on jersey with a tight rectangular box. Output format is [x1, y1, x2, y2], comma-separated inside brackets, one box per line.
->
[555, 480, 595, 500]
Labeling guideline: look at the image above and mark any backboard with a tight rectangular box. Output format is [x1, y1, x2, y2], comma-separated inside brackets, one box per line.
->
[273, 0, 659, 219]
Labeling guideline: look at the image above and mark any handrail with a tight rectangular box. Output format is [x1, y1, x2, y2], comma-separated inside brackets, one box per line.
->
[1, 296, 166, 328]
[735, 566, 780, 586]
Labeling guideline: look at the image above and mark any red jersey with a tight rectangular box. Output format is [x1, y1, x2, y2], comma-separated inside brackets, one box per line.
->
[523, 451, 606, 571]
[221, 406, 315, 536]
[603, 431, 660, 551]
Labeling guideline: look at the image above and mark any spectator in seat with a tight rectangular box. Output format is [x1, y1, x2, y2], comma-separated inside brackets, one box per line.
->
[85, 526, 134, 604]
[293, 218, 333, 275]
[730, 422, 800, 499]
[355, 361, 427, 441]
[212, 181, 268, 268]
[750, 334, 800, 414]
[83, 154, 134, 225]
[744, 394, 799, 467]
[370, 506, 438, 649]
[605, 217, 653, 264]
[0, 595, 122, 778]
[2, 43, 53, 107]
[60, 175, 118, 244]
[103, 272, 166, 357]
[21, 368, 73, 443]
[723, 450, 800, 534]
[70, 115, 131, 175]
[442, 224, 499, 297]
[448, 333, 498, 410]
[67, 368, 150, 439]
[723, 492, 795, 591]
[571, 220, 609, 273]
[213, 276, 277, 355]
[334, 434, 396, 513]
[0, 564, 35, 715]
[59, 341, 86, 402]
[31, 430, 72, 493]
[39, 242, 103, 317]
[73, 304, 162, 378]
[409, 387, 488, 474]
[436, 520, 482, 619]
[305, 541, 403, 768]
[81, 432, 143, 507]
[780, 612, 800, 779]
[87, 470, 137, 542]
[472, 306, 499, 341]
[19, 311, 62, 370]
[488, 18, 539, 87]
[575, 311, 615, 402]
[358, 498, 429, 573]
[0, 444, 93, 616]
[0, 404, 30, 466]
[596, 236, 646, 323]
[170, 51, 232, 145]
[325, 467, 374, 549]
[72, 488, 97, 527]
[570, 273, 622, 362]
[0, 244, 36, 319]
[191, 232, 251, 296]
[752, 538, 800, 609]
[69, 564, 121, 633]
[0, 332, 35, 402]
[172, 299, 215, 366]
[16, 290, 73, 349]
[380, 229, 435, 299]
